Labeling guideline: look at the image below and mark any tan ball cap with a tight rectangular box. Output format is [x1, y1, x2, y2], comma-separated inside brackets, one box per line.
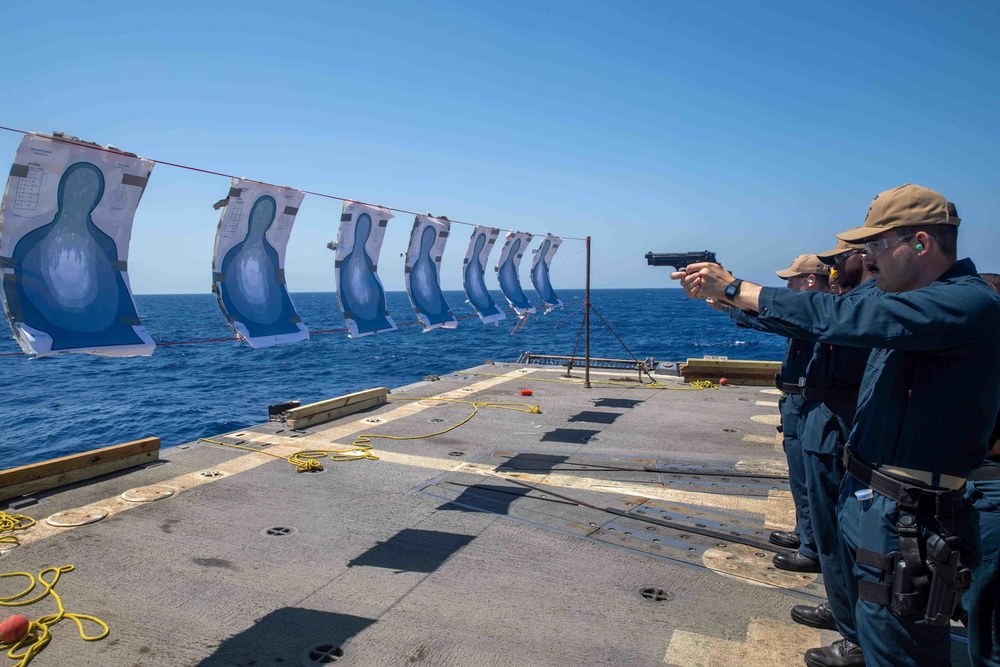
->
[776, 254, 827, 279]
[837, 184, 960, 243]
[816, 238, 865, 265]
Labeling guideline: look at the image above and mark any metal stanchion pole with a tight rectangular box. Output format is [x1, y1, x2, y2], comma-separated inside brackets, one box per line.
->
[584, 236, 591, 389]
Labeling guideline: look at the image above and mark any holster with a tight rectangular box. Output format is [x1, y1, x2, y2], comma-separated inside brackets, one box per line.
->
[846, 447, 972, 626]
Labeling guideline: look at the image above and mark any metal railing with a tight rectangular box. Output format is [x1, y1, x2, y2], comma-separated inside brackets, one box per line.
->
[516, 352, 659, 372]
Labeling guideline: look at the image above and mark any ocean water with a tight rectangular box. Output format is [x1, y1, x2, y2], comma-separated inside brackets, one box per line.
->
[0, 289, 784, 469]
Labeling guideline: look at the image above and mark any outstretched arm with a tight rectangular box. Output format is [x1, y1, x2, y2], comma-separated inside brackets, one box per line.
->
[671, 263, 764, 312]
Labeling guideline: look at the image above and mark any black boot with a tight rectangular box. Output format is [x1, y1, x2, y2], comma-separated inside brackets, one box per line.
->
[772, 551, 821, 573]
[769, 530, 801, 549]
[790, 602, 836, 630]
[804, 638, 865, 667]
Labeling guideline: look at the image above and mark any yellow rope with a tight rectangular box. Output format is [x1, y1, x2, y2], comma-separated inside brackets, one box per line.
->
[198, 437, 378, 472]
[1, 565, 109, 666]
[688, 380, 720, 390]
[0, 512, 35, 550]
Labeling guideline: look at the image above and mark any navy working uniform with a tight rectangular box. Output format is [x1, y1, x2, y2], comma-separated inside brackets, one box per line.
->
[752, 258, 1000, 667]
[733, 311, 818, 562]
[795, 277, 879, 643]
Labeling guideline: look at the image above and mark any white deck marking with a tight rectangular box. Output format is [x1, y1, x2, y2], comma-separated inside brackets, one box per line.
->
[664, 617, 821, 666]
[745, 433, 784, 453]
[755, 400, 779, 407]
[702, 544, 817, 590]
[448, 465, 795, 532]
[742, 434, 778, 445]
[750, 414, 781, 427]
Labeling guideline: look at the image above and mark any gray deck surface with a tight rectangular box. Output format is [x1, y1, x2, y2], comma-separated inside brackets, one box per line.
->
[0, 363, 970, 666]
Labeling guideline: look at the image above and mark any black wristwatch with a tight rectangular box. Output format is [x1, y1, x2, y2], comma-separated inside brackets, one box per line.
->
[724, 279, 743, 300]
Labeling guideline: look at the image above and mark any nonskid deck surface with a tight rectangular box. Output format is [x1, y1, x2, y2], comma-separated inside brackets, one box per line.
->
[3, 363, 845, 666]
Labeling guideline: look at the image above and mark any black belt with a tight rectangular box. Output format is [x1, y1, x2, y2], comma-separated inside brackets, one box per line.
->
[843, 448, 964, 512]
[800, 386, 859, 403]
[774, 374, 800, 394]
[969, 464, 1000, 481]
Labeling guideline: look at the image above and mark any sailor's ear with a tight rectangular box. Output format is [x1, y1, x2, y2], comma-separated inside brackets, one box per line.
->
[914, 230, 934, 254]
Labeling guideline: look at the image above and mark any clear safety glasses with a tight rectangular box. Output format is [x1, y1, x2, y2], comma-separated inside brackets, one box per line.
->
[863, 234, 915, 260]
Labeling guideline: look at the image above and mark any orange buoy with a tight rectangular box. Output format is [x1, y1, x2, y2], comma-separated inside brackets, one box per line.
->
[719, 377, 729, 386]
[0, 614, 30, 644]
[520, 389, 533, 396]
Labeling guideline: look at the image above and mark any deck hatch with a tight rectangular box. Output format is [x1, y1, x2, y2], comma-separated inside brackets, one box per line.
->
[45, 508, 107, 527]
[121, 485, 175, 502]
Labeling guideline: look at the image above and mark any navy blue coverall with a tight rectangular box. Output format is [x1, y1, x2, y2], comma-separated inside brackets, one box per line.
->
[753, 259, 1000, 667]
[733, 311, 817, 561]
[795, 278, 879, 643]
[741, 278, 879, 642]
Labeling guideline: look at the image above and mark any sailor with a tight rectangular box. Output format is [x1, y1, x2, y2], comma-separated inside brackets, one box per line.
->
[723, 254, 829, 573]
[824, 239, 868, 296]
[672, 184, 1000, 667]
[717, 239, 873, 648]
[963, 272, 1000, 667]
[786, 240, 874, 652]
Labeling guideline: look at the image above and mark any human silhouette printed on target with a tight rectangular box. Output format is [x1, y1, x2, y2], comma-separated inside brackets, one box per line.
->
[10, 161, 144, 350]
[498, 238, 532, 311]
[531, 238, 561, 307]
[218, 195, 300, 339]
[338, 212, 394, 334]
[464, 231, 503, 319]
[408, 225, 454, 327]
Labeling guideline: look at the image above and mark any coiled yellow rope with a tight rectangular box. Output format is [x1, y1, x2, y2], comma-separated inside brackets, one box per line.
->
[0, 512, 35, 550]
[1, 565, 109, 666]
[688, 380, 719, 390]
[197, 437, 377, 472]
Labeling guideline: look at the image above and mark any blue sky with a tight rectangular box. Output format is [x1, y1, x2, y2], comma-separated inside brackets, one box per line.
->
[1, 0, 998, 293]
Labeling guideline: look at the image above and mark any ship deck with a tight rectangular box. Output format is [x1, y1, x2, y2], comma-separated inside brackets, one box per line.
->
[0, 362, 970, 666]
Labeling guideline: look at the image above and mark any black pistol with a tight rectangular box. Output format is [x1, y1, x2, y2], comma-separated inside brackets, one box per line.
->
[645, 251, 718, 270]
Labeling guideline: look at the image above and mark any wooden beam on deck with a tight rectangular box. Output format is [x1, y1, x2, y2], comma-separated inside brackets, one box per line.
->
[680, 358, 782, 386]
[0, 437, 160, 503]
[284, 387, 388, 430]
